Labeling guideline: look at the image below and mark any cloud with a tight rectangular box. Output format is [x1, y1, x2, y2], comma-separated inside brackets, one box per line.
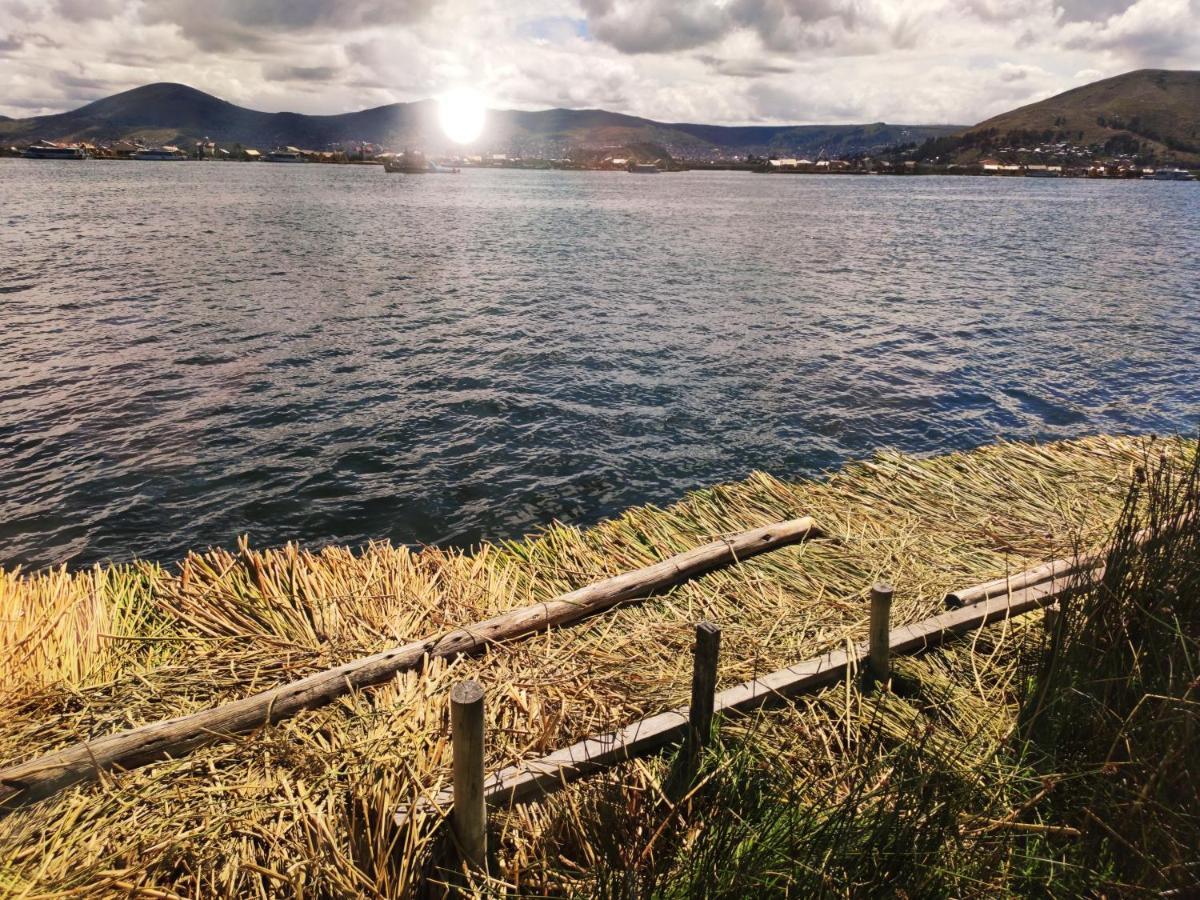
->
[733, 0, 870, 53]
[1056, 0, 1139, 23]
[264, 64, 345, 82]
[0, 29, 60, 54]
[1061, 0, 1200, 65]
[578, 0, 730, 53]
[1, 1, 39, 24]
[579, 0, 895, 54]
[998, 61, 1038, 80]
[51, 70, 120, 96]
[140, 0, 436, 51]
[0, 0, 1196, 126]
[54, 0, 126, 23]
[696, 54, 796, 77]
[963, 0, 1046, 21]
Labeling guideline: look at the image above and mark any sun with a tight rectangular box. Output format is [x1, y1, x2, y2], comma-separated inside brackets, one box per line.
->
[437, 88, 486, 145]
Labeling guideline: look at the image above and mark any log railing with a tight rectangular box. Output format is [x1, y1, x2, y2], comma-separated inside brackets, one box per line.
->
[416, 565, 1095, 874]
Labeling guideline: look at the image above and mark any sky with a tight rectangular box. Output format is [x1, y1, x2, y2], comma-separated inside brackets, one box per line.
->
[0, 0, 1197, 124]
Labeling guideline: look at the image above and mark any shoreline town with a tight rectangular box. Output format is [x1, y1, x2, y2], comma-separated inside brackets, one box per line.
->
[6, 136, 1197, 179]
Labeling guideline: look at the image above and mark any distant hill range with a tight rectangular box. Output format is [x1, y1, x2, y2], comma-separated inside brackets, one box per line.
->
[0, 82, 959, 157]
[931, 69, 1200, 164]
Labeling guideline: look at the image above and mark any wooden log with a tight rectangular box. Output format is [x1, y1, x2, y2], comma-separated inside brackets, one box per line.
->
[400, 567, 1097, 821]
[0, 516, 818, 812]
[682, 622, 721, 784]
[943, 555, 1090, 609]
[944, 517, 1190, 608]
[450, 681, 487, 874]
[867, 583, 893, 688]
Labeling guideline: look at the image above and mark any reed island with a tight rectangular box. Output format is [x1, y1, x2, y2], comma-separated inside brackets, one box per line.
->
[1, 434, 1197, 896]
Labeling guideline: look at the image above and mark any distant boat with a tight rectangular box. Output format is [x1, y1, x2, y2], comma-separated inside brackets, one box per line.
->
[628, 162, 661, 174]
[1023, 166, 1060, 178]
[1149, 168, 1195, 181]
[266, 147, 306, 163]
[133, 146, 185, 161]
[23, 142, 86, 160]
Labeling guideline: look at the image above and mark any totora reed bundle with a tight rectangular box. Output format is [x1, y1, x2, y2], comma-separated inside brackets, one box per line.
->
[0, 434, 1193, 896]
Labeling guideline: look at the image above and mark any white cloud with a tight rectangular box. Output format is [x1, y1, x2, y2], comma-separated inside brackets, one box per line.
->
[0, 0, 1196, 123]
[1061, 0, 1200, 65]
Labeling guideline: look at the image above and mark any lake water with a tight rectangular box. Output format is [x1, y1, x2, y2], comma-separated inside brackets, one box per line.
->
[1, 160, 1198, 570]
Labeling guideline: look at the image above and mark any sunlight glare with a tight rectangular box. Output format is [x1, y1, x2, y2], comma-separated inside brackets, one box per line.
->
[438, 88, 486, 145]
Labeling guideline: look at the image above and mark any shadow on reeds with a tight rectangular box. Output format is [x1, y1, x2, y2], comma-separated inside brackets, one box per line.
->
[529, 441, 1200, 899]
[1014, 442, 1200, 894]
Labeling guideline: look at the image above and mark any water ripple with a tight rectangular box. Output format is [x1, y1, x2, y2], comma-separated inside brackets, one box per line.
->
[0, 161, 1197, 569]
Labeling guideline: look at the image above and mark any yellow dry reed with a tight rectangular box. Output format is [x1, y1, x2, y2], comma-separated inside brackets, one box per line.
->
[0, 434, 1189, 897]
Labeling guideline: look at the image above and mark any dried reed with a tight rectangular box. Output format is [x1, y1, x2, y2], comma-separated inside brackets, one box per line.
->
[0, 434, 1190, 896]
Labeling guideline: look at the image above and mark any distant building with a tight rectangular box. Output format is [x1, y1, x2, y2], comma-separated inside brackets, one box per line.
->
[109, 140, 141, 159]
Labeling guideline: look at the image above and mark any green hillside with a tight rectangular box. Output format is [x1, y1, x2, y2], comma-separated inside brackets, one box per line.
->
[948, 69, 1200, 163]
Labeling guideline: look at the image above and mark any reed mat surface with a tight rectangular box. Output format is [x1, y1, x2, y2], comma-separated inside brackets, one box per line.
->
[0, 434, 1192, 897]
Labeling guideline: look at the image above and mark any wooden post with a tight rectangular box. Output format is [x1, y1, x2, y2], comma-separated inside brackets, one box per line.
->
[867, 583, 893, 689]
[684, 622, 721, 783]
[450, 680, 487, 875]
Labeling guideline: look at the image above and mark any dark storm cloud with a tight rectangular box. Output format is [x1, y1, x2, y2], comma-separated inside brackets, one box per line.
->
[0, 33, 22, 52]
[140, 0, 435, 51]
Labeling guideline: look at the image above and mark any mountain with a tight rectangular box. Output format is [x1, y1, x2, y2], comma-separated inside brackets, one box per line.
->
[494, 106, 956, 156]
[937, 69, 1200, 163]
[0, 82, 960, 157]
[0, 83, 434, 149]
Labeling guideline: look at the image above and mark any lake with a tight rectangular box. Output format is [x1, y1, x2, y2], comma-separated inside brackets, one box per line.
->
[1, 160, 1197, 570]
